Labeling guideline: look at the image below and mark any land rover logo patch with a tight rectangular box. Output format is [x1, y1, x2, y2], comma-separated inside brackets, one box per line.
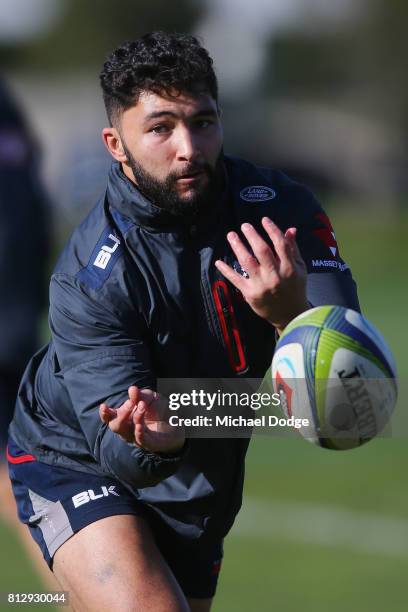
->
[240, 185, 276, 202]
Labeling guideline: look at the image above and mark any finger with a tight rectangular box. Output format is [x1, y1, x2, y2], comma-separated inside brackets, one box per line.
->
[240, 223, 278, 271]
[285, 227, 303, 262]
[284, 227, 298, 262]
[143, 398, 159, 421]
[133, 402, 146, 426]
[128, 385, 139, 404]
[214, 259, 246, 292]
[99, 403, 116, 424]
[118, 397, 135, 413]
[262, 217, 293, 270]
[127, 385, 139, 418]
[133, 403, 147, 443]
[120, 399, 137, 419]
[99, 403, 125, 433]
[138, 388, 156, 406]
[105, 399, 135, 433]
[226, 231, 259, 276]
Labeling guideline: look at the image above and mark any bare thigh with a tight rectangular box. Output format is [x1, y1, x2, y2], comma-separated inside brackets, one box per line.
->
[53, 514, 190, 612]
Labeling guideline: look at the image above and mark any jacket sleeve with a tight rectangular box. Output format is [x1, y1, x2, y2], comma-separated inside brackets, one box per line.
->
[49, 272, 185, 488]
[290, 188, 361, 312]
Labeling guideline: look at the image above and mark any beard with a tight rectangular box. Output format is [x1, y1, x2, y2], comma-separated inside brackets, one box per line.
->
[122, 145, 225, 219]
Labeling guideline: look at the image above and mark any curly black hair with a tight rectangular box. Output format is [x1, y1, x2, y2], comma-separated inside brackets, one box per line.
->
[100, 31, 218, 126]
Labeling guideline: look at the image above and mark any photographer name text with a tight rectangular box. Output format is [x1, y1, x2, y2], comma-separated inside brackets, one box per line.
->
[169, 415, 309, 429]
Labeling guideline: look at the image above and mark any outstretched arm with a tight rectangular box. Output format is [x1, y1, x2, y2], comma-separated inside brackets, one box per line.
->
[50, 273, 186, 488]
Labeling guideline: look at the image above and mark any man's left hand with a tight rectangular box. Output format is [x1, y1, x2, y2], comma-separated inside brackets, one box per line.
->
[99, 386, 185, 455]
[215, 217, 309, 334]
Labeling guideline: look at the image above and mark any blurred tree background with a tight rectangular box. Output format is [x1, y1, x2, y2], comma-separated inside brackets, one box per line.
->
[0, 0, 203, 69]
[0, 0, 407, 207]
[259, 0, 408, 200]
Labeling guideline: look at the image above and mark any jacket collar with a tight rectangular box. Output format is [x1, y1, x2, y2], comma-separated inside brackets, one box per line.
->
[106, 160, 228, 234]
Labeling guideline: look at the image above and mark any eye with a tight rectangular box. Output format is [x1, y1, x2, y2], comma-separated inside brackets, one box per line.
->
[150, 124, 170, 134]
[196, 119, 213, 129]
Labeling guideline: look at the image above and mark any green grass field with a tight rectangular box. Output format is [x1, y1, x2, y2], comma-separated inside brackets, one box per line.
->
[1, 211, 407, 611]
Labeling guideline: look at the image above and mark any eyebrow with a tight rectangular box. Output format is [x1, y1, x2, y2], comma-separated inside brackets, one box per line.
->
[144, 108, 218, 123]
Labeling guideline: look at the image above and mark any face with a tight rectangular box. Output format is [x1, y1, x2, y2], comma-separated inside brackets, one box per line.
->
[103, 89, 224, 217]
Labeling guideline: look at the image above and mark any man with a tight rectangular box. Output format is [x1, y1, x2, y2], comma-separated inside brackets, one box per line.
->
[8, 32, 359, 611]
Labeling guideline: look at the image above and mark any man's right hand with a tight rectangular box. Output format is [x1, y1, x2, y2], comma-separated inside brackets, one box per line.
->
[99, 386, 185, 455]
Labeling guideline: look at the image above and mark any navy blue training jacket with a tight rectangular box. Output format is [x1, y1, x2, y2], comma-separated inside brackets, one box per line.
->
[9, 155, 359, 542]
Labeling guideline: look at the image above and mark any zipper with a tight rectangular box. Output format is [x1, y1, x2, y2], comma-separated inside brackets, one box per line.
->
[212, 280, 247, 373]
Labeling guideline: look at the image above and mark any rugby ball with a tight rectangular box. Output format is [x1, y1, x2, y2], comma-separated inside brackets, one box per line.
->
[271, 306, 398, 450]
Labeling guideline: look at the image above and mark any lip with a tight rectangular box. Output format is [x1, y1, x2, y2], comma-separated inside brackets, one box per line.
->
[176, 171, 205, 183]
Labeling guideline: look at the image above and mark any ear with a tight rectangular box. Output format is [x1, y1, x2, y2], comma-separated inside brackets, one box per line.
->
[102, 127, 128, 163]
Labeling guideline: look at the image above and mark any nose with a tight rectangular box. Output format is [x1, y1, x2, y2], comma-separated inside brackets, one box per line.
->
[175, 125, 201, 163]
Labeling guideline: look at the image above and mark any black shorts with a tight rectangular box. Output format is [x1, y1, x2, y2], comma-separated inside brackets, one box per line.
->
[7, 436, 223, 599]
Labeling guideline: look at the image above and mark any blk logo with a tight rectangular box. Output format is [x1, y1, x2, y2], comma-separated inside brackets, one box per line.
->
[93, 234, 120, 269]
[72, 486, 120, 508]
